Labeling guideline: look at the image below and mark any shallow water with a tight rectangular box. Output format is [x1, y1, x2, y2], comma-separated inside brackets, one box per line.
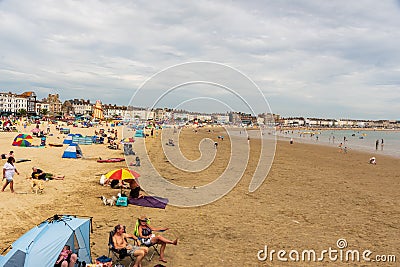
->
[274, 129, 400, 158]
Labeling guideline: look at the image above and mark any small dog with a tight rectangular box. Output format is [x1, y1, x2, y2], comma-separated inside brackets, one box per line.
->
[100, 196, 117, 206]
[29, 179, 44, 194]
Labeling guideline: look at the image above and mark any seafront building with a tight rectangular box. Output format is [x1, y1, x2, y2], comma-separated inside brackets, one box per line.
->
[0, 90, 398, 128]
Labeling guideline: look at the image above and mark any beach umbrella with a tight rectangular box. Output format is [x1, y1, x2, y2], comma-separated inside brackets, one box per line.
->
[105, 168, 140, 181]
[105, 168, 140, 194]
[12, 139, 32, 147]
[14, 134, 33, 140]
[121, 137, 135, 143]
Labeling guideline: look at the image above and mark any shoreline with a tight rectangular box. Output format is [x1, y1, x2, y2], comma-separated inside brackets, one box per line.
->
[230, 127, 400, 159]
[260, 126, 400, 132]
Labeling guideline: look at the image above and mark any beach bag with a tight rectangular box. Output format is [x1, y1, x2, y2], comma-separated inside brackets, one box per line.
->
[116, 197, 128, 207]
[96, 255, 112, 263]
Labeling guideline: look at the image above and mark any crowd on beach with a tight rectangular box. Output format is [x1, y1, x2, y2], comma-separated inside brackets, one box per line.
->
[1, 116, 181, 266]
[279, 129, 391, 162]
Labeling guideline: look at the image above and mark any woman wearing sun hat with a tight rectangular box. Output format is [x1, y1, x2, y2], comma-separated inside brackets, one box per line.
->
[135, 215, 178, 263]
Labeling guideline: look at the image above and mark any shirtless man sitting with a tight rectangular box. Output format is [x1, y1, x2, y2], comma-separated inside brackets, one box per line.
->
[112, 224, 148, 267]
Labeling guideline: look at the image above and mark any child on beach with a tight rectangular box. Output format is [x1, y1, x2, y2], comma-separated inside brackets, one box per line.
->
[54, 245, 77, 267]
[55, 245, 72, 265]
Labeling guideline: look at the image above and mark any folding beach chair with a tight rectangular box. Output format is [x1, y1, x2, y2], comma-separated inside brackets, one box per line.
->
[108, 228, 136, 267]
[134, 219, 161, 261]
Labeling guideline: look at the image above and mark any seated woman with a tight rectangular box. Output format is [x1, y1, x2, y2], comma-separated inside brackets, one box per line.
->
[136, 215, 178, 263]
[127, 179, 144, 199]
[54, 245, 77, 267]
[32, 167, 65, 180]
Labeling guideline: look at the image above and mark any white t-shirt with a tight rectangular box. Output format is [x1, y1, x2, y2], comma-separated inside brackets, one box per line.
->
[99, 175, 106, 185]
[3, 162, 16, 180]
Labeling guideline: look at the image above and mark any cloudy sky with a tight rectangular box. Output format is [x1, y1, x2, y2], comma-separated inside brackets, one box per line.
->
[1, 0, 399, 119]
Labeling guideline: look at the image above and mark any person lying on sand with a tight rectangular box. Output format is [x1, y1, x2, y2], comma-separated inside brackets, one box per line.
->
[32, 167, 65, 180]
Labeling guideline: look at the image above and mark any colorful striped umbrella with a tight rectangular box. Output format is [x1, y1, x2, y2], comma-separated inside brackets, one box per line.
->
[105, 168, 140, 181]
[12, 139, 32, 147]
[12, 134, 33, 146]
[121, 137, 135, 143]
[14, 134, 33, 140]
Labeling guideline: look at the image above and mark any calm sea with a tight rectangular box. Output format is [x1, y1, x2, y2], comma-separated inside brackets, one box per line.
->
[275, 129, 400, 159]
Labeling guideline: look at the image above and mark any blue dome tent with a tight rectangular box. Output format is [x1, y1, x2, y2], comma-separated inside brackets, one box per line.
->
[62, 143, 83, 159]
[0, 215, 92, 267]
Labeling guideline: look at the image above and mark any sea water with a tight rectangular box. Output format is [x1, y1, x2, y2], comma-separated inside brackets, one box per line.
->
[274, 129, 400, 158]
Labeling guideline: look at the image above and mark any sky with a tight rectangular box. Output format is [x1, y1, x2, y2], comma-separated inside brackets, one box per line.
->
[0, 0, 400, 120]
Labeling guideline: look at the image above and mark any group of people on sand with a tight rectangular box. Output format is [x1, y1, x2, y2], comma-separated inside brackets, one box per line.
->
[100, 174, 144, 199]
[1, 152, 65, 193]
[112, 215, 178, 266]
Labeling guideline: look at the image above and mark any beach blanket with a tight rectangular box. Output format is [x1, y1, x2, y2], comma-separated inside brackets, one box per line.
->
[128, 196, 168, 209]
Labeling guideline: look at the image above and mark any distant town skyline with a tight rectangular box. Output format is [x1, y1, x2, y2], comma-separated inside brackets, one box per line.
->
[1, 1, 399, 120]
[2, 90, 399, 125]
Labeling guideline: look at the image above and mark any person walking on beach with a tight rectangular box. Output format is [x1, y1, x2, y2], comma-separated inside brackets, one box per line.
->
[338, 143, 343, 153]
[381, 139, 384, 151]
[375, 139, 379, 150]
[2, 157, 19, 193]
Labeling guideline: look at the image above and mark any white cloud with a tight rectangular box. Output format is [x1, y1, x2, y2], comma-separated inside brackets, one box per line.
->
[0, 0, 399, 119]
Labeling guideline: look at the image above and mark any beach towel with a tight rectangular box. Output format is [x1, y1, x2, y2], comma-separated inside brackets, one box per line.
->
[16, 159, 31, 163]
[128, 196, 168, 209]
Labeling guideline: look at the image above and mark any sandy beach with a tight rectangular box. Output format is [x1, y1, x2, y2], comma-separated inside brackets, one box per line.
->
[0, 124, 399, 266]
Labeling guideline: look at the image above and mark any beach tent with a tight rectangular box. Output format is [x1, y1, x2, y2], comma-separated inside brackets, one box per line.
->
[62, 143, 83, 159]
[12, 134, 33, 147]
[63, 134, 83, 145]
[63, 134, 74, 145]
[0, 215, 92, 267]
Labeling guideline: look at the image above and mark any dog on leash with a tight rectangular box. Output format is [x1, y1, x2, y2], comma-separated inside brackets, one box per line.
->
[28, 178, 44, 194]
[100, 196, 117, 206]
